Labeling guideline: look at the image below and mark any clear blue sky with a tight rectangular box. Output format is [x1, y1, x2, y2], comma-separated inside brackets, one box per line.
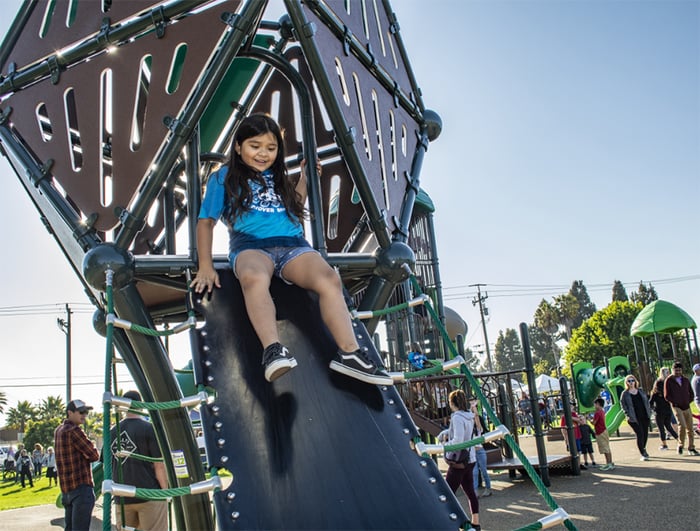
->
[0, 0, 698, 424]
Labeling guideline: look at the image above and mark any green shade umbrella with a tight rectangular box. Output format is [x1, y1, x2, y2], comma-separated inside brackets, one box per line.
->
[630, 300, 697, 336]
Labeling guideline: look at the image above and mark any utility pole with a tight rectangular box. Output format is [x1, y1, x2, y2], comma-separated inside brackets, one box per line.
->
[470, 284, 493, 372]
[57, 303, 72, 404]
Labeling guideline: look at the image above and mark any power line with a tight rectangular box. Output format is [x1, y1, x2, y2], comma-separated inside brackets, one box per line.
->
[442, 275, 700, 301]
[0, 381, 114, 389]
[0, 302, 94, 317]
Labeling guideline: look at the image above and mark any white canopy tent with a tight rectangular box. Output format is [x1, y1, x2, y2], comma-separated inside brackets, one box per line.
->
[535, 374, 561, 394]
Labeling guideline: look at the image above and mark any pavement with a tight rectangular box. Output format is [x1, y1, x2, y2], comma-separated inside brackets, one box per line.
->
[448, 427, 700, 531]
[1, 425, 698, 530]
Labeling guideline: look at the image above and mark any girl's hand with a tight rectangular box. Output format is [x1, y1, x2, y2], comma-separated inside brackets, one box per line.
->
[300, 158, 322, 177]
[191, 266, 220, 294]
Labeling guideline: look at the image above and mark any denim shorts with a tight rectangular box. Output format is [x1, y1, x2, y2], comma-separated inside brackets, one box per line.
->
[230, 246, 319, 284]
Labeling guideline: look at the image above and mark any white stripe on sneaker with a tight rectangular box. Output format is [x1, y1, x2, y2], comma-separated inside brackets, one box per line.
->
[337, 351, 375, 370]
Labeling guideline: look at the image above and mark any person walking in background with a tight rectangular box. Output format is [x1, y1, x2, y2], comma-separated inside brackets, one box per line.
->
[691, 363, 700, 410]
[620, 375, 652, 461]
[55, 399, 100, 531]
[17, 449, 33, 488]
[44, 446, 57, 487]
[109, 390, 169, 531]
[471, 401, 492, 498]
[31, 443, 44, 478]
[592, 398, 614, 470]
[664, 361, 698, 455]
[518, 392, 533, 435]
[13, 443, 24, 462]
[438, 390, 481, 531]
[649, 367, 678, 450]
[191, 113, 391, 386]
[692, 363, 700, 436]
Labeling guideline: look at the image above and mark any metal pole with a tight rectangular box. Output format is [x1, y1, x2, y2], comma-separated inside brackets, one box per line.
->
[471, 284, 493, 372]
[519, 323, 550, 486]
[66, 304, 72, 403]
[559, 378, 581, 476]
[57, 304, 72, 403]
[653, 333, 663, 365]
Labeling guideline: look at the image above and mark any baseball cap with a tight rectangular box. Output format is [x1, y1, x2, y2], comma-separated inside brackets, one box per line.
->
[67, 399, 93, 414]
[693, 363, 700, 372]
[123, 390, 142, 401]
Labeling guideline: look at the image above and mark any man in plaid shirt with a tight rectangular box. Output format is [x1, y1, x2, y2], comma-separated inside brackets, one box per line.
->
[55, 399, 100, 530]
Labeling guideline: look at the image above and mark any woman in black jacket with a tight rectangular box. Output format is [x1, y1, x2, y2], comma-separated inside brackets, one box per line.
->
[648, 367, 678, 450]
[620, 375, 652, 460]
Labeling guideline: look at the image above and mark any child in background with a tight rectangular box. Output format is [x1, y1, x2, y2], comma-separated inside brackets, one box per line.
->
[17, 449, 33, 488]
[578, 416, 596, 467]
[560, 404, 586, 469]
[592, 398, 615, 470]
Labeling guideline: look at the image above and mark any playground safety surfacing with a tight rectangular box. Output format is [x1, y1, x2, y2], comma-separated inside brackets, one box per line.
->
[441, 428, 699, 531]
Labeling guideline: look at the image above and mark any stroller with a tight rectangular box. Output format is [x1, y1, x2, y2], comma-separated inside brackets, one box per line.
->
[3, 458, 17, 482]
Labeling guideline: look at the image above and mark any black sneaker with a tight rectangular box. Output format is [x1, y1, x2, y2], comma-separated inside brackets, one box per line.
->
[262, 342, 297, 382]
[677, 446, 684, 455]
[329, 349, 394, 386]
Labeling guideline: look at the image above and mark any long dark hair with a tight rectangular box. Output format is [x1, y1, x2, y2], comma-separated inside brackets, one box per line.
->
[449, 389, 468, 412]
[225, 113, 304, 220]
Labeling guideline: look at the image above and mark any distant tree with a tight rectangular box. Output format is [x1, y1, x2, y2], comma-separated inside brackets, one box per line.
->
[553, 293, 579, 340]
[83, 413, 103, 444]
[494, 328, 524, 373]
[569, 280, 596, 329]
[0, 390, 7, 414]
[630, 281, 658, 306]
[6, 400, 37, 433]
[461, 346, 481, 372]
[534, 300, 559, 335]
[562, 301, 643, 374]
[23, 417, 62, 451]
[37, 396, 65, 421]
[611, 280, 628, 302]
[533, 359, 556, 377]
[527, 324, 557, 371]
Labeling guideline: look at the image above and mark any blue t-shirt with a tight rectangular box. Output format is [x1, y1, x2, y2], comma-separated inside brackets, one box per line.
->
[199, 167, 306, 253]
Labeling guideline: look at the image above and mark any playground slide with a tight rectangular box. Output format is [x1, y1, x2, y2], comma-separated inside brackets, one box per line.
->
[190, 271, 467, 530]
[605, 403, 626, 434]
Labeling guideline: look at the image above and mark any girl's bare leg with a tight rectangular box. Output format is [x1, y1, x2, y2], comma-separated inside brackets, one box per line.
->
[235, 250, 279, 348]
[282, 252, 358, 352]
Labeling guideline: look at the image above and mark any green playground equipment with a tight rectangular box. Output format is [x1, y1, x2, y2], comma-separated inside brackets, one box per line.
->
[571, 356, 631, 433]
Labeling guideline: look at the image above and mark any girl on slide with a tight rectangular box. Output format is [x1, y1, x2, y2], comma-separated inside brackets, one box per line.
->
[191, 113, 392, 386]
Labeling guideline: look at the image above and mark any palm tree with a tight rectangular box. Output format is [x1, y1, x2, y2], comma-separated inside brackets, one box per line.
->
[83, 413, 104, 447]
[553, 293, 579, 340]
[38, 396, 65, 421]
[6, 401, 37, 433]
[534, 300, 559, 336]
[0, 390, 7, 415]
[534, 300, 562, 374]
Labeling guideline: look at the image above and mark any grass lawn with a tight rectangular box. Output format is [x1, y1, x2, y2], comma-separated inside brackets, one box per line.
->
[0, 474, 60, 511]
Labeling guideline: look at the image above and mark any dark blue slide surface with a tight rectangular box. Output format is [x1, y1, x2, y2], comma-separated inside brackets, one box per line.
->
[191, 270, 467, 529]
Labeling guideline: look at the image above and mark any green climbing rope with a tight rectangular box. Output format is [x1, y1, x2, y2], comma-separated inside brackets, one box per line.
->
[113, 450, 163, 463]
[406, 274, 578, 531]
[353, 295, 427, 318]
